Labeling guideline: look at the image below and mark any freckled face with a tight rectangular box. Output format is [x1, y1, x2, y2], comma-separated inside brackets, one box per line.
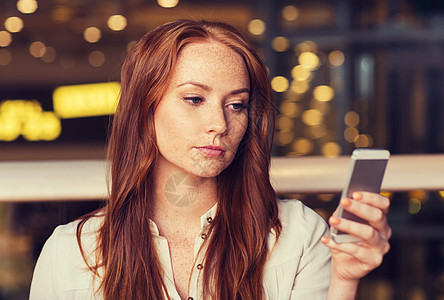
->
[154, 41, 250, 178]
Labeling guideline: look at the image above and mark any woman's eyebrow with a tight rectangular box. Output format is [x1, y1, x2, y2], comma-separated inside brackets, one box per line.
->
[177, 81, 211, 91]
[177, 82, 249, 96]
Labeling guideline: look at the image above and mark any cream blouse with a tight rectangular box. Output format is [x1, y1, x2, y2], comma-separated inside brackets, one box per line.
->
[30, 199, 331, 300]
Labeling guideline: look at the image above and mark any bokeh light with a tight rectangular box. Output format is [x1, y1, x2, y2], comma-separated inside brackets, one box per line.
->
[329, 50, 345, 67]
[107, 15, 127, 31]
[0, 49, 12, 66]
[313, 85, 334, 102]
[344, 111, 360, 127]
[408, 198, 421, 214]
[0, 31, 12, 47]
[277, 116, 293, 130]
[41, 46, 56, 63]
[83, 27, 101, 43]
[29, 41, 46, 58]
[292, 138, 314, 154]
[282, 5, 299, 21]
[157, 0, 179, 8]
[280, 101, 300, 117]
[88, 50, 105, 67]
[17, 0, 38, 14]
[295, 41, 317, 54]
[277, 130, 293, 145]
[354, 134, 373, 148]
[302, 109, 323, 126]
[291, 65, 311, 81]
[272, 36, 290, 52]
[299, 52, 320, 70]
[5, 17, 24, 33]
[290, 80, 309, 94]
[248, 19, 266, 35]
[344, 127, 359, 143]
[271, 76, 289, 92]
[322, 142, 341, 157]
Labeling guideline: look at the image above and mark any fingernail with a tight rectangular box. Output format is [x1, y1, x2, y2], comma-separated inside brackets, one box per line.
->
[341, 198, 351, 206]
[329, 216, 340, 225]
[353, 192, 362, 200]
[321, 236, 329, 244]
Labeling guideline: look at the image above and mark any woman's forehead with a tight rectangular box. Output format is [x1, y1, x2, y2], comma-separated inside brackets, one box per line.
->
[171, 41, 250, 88]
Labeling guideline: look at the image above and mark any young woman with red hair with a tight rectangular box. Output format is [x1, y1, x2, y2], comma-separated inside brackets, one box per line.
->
[30, 20, 391, 300]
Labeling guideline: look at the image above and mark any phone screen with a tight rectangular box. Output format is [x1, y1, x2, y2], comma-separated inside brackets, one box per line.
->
[339, 158, 388, 226]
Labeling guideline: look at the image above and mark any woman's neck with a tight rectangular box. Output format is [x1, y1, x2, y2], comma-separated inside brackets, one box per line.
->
[151, 165, 218, 238]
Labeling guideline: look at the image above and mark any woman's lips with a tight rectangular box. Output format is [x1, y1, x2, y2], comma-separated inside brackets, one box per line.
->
[195, 146, 225, 157]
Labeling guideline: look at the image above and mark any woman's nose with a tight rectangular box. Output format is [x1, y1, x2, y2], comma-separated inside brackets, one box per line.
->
[206, 105, 228, 135]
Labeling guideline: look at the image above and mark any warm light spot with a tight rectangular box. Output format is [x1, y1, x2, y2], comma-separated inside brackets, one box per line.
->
[0, 31, 12, 47]
[272, 36, 290, 52]
[318, 194, 335, 202]
[280, 101, 300, 117]
[322, 142, 341, 157]
[17, 0, 38, 14]
[408, 198, 421, 214]
[344, 127, 359, 143]
[88, 50, 105, 67]
[409, 190, 427, 202]
[0, 100, 61, 142]
[299, 52, 319, 70]
[344, 111, 360, 127]
[29, 41, 46, 58]
[291, 65, 311, 81]
[248, 19, 266, 35]
[271, 76, 289, 92]
[51, 6, 73, 23]
[439, 191, 444, 200]
[302, 109, 323, 126]
[292, 138, 314, 154]
[41, 46, 56, 63]
[277, 116, 293, 130]
[290, 80, 309, 94]
[313, 85, 334, 102]
[0, 49, 12, 66]
[354, 134, 373, 148]
[53, 82, 121, 119]
[282, 5, 299, 21]
[277, 130, 293, 145]
[22, 112, 62, 141]
[157, 0, 179, 8]
[107, 15, 127, 31]
[295, 41, 317, 54]
[83, 27, 101, 43]
[329, 50, 345, 67]
[5, 17, 24, 33]
[307, 124, 327, 139]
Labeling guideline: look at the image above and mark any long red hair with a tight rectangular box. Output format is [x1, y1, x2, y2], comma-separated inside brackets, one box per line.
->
[77, 19, 281, 300]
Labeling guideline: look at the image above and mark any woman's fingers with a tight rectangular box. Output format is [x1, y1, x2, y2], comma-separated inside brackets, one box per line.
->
[329, 216, 390, 250]
[322, 236, 389, 271]
[352, 192, 390, 214]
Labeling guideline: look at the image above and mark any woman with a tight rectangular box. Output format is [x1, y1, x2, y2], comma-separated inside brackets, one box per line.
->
[30, 20, 391, 300]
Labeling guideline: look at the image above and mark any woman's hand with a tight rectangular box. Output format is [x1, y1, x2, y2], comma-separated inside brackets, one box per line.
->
[321, 191, 392, 298]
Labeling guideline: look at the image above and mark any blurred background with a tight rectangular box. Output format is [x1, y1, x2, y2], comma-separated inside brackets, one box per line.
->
[1, 0, 444, 299]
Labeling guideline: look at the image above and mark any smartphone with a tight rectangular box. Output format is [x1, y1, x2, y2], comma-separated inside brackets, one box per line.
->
[331, 148, 390, 243]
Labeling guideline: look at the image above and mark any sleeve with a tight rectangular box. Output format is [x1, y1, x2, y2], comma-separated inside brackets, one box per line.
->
[290, 204, 331, 299]
[29, 226, 64, 300]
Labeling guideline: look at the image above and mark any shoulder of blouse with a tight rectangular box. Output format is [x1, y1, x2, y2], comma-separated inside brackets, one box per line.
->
[265, 199, 330, 268]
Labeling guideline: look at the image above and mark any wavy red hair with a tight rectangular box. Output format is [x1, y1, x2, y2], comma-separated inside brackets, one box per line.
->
[77, 19, 281, 300]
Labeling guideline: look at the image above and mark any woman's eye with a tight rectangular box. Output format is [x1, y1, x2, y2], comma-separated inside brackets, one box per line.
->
[184, 97, 203, 105]
[229, 103, 247, 111]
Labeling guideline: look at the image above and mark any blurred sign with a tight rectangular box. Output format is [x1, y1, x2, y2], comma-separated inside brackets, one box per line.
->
[53, 82, 120, 119]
